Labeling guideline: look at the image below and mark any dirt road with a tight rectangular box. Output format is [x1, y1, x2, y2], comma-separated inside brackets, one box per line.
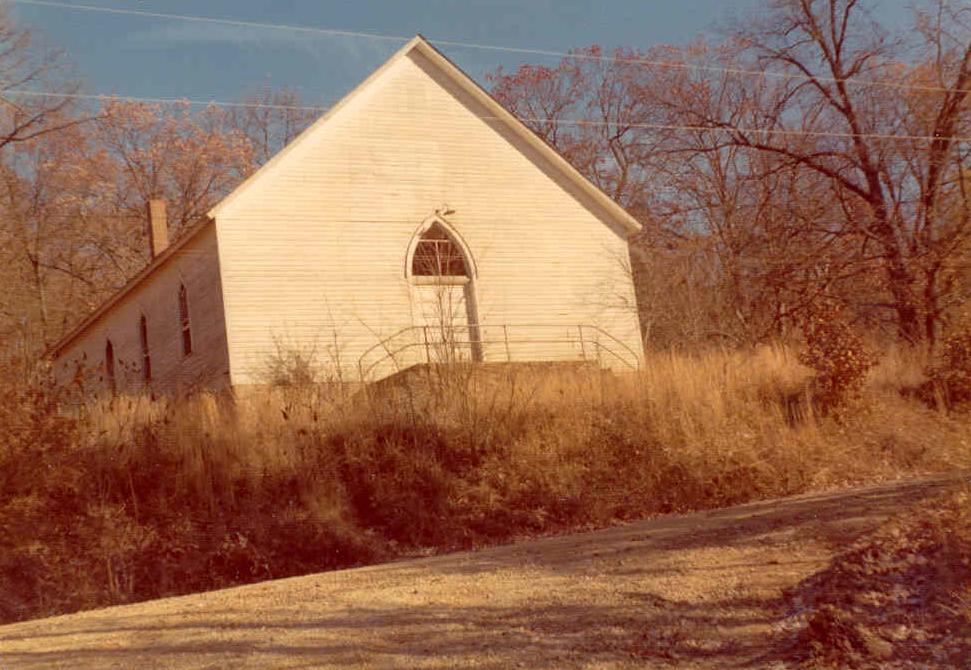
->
[0, 477, 959, 669]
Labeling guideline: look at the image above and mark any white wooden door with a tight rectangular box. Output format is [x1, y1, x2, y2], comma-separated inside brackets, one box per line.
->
[412, 281, 481, 363]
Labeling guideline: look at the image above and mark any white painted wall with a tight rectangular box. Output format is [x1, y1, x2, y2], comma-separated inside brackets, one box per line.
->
[214, 49, 643, 384]
[52, 225, 231, 395]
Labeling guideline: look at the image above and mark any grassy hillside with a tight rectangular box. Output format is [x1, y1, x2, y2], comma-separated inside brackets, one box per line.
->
[2, 345, 970, 624]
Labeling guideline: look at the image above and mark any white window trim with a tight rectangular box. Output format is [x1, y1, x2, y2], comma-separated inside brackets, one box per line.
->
[404, 214, 477, 281]
[411, 275, 470, 286]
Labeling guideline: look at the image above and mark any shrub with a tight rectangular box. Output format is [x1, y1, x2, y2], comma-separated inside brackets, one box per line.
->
[329, 422, 462, 546]
[798, 304, 878, 417]
[259, 337, 322, 389]
[920, 331, 971, 410]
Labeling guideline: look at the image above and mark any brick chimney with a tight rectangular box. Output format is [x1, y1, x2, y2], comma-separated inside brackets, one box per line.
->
[146, 199, 169, 258]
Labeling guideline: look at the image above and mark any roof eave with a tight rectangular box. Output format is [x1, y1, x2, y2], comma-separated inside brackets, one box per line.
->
[208, 35, 642, 234]
[409, 38, 642, 235]
[47, 217, 215, 360]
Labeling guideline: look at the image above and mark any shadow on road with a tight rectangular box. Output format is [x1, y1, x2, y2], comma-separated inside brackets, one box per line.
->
[0, 475, 962, 669]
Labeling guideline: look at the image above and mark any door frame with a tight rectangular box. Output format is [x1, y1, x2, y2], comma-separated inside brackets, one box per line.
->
[405, 213, 482, 362]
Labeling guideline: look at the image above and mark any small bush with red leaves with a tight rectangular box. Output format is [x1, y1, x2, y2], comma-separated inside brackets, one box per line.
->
[798, 304, 878, 416]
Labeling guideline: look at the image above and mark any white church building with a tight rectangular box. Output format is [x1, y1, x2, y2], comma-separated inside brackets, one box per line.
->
[50, 36, 644, 395]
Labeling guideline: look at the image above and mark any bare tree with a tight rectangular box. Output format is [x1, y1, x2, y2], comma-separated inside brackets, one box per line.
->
[489, 46, 670, 219]
[0, 99, 257, 362]
[0, 6, 81, 151]
[491, 0, 971, 348]
[0, 115, 129, 359]
[490, 42, 872, 347]
[95, 100, 255, 242]
[225, 86, 317, 166]
[670, 0, 971, 345]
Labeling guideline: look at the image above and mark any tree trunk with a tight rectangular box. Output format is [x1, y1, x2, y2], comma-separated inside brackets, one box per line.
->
[870, 213, 922, 344]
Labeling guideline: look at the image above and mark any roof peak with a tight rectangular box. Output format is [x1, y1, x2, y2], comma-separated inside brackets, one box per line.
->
[209, 33, 641, 232]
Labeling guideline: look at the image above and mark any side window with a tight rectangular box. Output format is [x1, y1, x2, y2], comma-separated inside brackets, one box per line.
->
[178, 283, 193, 356]
[139, 315, 152, 383]
[105, 339, 116, 394]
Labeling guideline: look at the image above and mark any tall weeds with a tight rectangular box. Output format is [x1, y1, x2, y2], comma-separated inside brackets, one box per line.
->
[2, 347, 970, 623]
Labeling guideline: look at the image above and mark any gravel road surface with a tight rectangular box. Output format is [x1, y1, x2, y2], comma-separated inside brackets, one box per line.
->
[0, 477, 956, 669]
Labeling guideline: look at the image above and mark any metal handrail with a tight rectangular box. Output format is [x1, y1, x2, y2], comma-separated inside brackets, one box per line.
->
[583, 339, 635, 370]
[577, 324, 642, 370]
[357, 323, 640, 381]
[356, 325, 421, 366]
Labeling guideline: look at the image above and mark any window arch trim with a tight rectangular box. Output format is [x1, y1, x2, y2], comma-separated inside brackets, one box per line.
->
[404, 215, 476, 281]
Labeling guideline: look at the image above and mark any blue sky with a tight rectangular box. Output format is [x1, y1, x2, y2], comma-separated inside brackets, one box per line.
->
[9, 1, 914, 107]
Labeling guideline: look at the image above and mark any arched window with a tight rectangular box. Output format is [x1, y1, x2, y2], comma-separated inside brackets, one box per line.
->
[104, 339, 116, 394]
[411, 223, 468, 277]
[178, 283, 193, 356]
[139, 315, 152, 383]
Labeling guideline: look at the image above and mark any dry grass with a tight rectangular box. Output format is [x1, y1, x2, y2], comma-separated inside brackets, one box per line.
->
[1, 345, 970, 624]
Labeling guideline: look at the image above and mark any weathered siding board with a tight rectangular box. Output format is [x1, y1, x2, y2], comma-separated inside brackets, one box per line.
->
[53, 226, 231, 395]
[215, 49, 641, 384]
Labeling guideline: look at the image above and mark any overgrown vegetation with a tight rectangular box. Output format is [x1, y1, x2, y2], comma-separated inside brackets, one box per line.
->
[3, 346, 971, 624]
[920, 331, 971, 411]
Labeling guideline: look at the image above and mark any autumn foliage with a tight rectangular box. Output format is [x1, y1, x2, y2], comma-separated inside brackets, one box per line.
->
[798, 304, 879, 416]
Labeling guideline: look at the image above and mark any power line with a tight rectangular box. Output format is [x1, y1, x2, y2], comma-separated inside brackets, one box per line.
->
[4, 88, 330, 111]
[7, 0, 408, 42]
[517, 117, 971, 143]
[8, 0, 971, 96]
[4, 88, 970, 142]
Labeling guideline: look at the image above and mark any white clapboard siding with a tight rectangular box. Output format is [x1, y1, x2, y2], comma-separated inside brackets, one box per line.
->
[52, 225, 231, 395]
[214, 45, 643, 384]
[50, 38, 644, 394]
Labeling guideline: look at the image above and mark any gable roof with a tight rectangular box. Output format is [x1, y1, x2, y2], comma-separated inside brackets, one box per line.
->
[208, 35, 642, 234]
[50, 35, 643, 361]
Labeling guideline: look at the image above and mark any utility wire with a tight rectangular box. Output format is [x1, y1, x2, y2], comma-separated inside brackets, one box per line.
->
[8, 0, 971, 96]
[515, 117, 971, 143]
[4, 88, 970, 142]
[3, 88, 331, 111]
[7, 0, 409, 42]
